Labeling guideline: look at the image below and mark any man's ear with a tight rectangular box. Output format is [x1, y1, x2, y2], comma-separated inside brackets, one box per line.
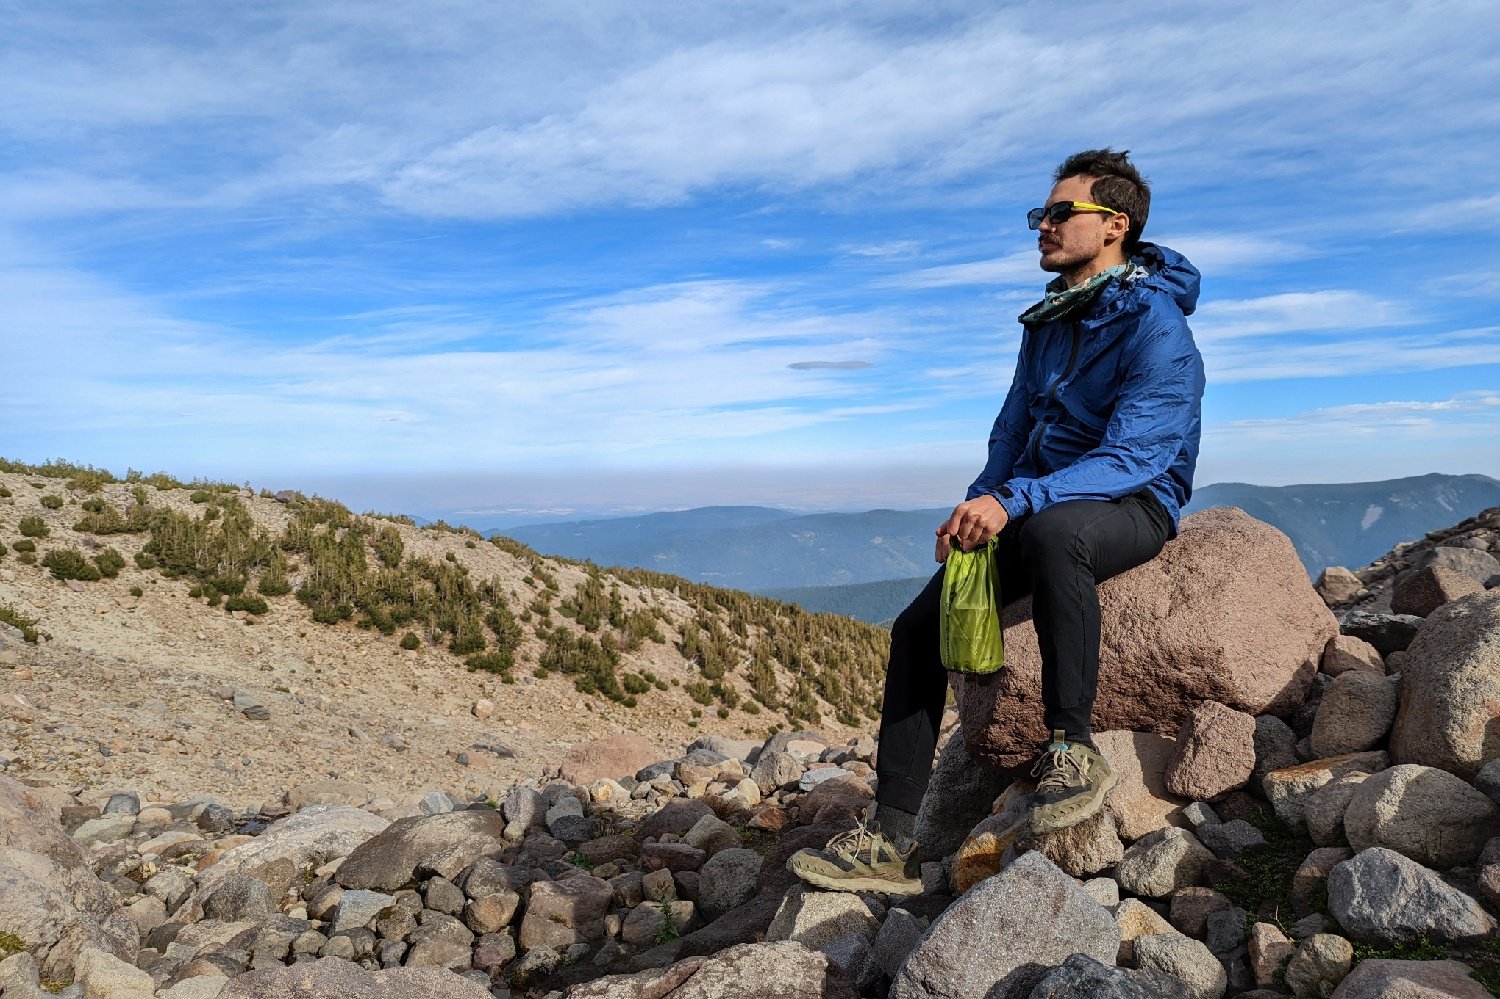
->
[1105, 211, 1131, 248]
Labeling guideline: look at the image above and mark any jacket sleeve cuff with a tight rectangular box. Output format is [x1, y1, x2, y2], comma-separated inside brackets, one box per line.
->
[997, 486, 1030, 521]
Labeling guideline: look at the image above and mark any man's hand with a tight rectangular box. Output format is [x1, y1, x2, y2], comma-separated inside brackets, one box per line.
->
[934, 494, 1010, 562]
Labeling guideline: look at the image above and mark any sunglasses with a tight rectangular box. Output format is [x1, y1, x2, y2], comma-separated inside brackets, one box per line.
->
[1027, 201, 1118, 230]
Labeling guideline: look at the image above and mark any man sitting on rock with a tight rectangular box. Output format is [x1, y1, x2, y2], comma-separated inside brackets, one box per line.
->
[790, 148, 1206, 894]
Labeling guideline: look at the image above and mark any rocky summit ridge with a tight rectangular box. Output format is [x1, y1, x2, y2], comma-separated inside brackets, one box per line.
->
[1, 465, 1499, 998]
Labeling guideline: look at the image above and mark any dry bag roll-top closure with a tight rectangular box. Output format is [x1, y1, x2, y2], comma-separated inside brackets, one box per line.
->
[939, 537, 1005, 675]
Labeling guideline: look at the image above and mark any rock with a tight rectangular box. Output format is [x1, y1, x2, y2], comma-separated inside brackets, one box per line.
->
[640, 842, 706, 873]
[748, 751, 803, 794]
[1095, 730, 1190, 841]
[1133, 931, 1227, 999]
[890, 851, 1119, 999]
[1029, 952, 1198, 999]
[335, 809, 505, 890]
[620, 900, 695, 947]
[1115, 827, 1217, 898]
[158, 977, 232, 999]
[1343, 764, 1500, 868]
[1327, 847, 1496, 944]
[681, 814, 740, 857]
[1327, 958, 1492, 998]
[1164, 702, 1257, 801]
[1292, 848, 1352, 918]
[501, 785, 545, 829]
[0, 953, 44, 999]
[1339, 611, 1423, 656]
[798, 766, 848, 791]
[218, 955, 493, 997]
[1388, 590, 1500, 780]
[102, 792, 140, 815]
[1315, 567, 1364, 605]
[0, 775, 139, 982]
[1480, 837, 1500, 906]
[72, 813, 136, 846]
[1248, 922, 1294, 988]
[960, 509, 1332, 768]
[1205, 907, 1249, 957]
[696, 848, 761, 920]
[766, 885, 878, 949]
[1417, 545, 1500, 580]
[1252, 714, 1301, 793]
[566, 941, 857, 999]
[1304, 773, 1368, 848]
[418, 791, 456, 815]
[873, 908, 924, 979]
[1168, 887, 1232, 938]
[74, 946, 156, 998]
[201, 875, 276, 921]
[1196, 819, 1265, 858]
[1284, 934, 1353, 999]
[233, 689, 271, 720]
[913, 725, 1011, 861]
[471, 698, 494, 719]
[331, 888, 395, 933]
[1392, 565, 1484, 617]
[687, 735, 761, 761]
[637, 800, 714, 841]
[518, 874, 614, 950]
[1320, 635, 1385, 677]
[198, 805, 387, 900]
[1114, 898, 1174, 964]
[1262, 752, 1388, 828]
[1310, 672, 1400, 757]
[560, 733, 663, 786]
[285, 780, 369, 811]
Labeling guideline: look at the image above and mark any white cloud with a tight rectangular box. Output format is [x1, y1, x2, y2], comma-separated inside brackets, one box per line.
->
[1194, 290, 1408, 343]
[884, 251, 1041, 289]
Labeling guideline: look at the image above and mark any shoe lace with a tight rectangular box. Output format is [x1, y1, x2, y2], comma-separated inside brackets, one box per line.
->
[825, 817, 889, 863]
[1030, 746, 1085, 795]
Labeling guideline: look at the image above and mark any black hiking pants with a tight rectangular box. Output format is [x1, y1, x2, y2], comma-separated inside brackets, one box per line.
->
[874, 491, 1174, 815]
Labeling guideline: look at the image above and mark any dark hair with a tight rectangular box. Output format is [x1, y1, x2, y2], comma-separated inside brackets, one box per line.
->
[1054, 148, 1150, 251]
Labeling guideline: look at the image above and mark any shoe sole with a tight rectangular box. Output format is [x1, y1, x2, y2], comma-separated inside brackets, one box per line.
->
[1029, 767, 1119, 836]
[789, 867, 925, 895]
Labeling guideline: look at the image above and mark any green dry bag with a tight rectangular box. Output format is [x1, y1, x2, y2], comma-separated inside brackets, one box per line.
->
[939, 537, 1005, 675]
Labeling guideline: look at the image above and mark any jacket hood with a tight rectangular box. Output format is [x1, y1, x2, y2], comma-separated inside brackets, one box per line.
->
[1127, 242, 1200, 317]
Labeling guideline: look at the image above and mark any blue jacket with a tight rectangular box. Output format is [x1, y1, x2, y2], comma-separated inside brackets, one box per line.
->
[966, 243, 1205, 532]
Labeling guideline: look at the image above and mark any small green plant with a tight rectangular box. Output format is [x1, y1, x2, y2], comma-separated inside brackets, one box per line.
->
[570, 851, 596, 871]
[1352, 937, 1447, 962]
[466, 650, 515, 677]
[189, 490, 211, 503]
[13, 539, 35, 553]
[0, 930, 24, 957]
[93, 547, 126, 578]
[653, 895, 680, 945]
[17, 551, 34, 565]
[42, 547, 102, 582]
[18, 516, 47, 538]
[399, 631, 420, 650]
[40, 494, 63, 509]
[134, 551, 157, 569]
[0, 486, 11, 497]
[0, 603, 42, 642]
[225, 595, 269, 615]
[1211, 809, 1316, 927]
[130, 586, 144, 597]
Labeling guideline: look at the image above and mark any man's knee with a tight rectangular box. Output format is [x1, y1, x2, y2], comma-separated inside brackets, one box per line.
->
[1018, 504, 1092, 567]
[893, 577, 942, 638]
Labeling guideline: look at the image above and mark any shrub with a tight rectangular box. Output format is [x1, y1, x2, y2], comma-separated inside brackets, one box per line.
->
[130, 586, 143, 597]
[43, 548, 102, 582]
[399, 631, 421, 650]
[467, 650, 514, 676]
[0, 602, 42, 642]
[373, 525, 403, 568]
[40, 495, 63, 509]
[0, 486, 10, 497]
[257, 565, 291, 597]
[17, 551, 35, 564]
[18, 516, 48, 538]
[134, 551, 157, 569]
[623, 673, 651, 695]
[92, 548, 126, 578]
[189, 490, 211, 503]
[226, 594, 269, 615]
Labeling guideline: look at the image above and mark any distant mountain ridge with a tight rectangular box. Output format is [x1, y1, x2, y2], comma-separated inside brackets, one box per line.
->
[500, 473, 1500, 622]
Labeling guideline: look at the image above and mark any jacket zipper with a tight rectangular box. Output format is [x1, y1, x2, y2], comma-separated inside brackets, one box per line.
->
[1029, 319, 1084, 471]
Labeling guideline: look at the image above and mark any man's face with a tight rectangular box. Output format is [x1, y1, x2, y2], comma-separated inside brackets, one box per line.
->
[1036, 174, 1118, 275]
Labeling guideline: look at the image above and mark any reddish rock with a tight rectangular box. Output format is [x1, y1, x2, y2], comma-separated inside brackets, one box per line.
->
[1315, 567, 1363, 605]
[1095, 731, 1189, 842]
[1391, 565, 1484, 617]
[1163, 701, 1256, 801]
[745, 804, 789, 831]
[960, 508, 1333, 769]
[559, 733, 664, 786]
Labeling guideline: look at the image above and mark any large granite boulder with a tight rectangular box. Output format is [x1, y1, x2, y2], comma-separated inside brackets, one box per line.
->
[1327, 848, 1496, 944]
[914, 725, 1011, 862]
[219, 956, 493, 997]
[1328, 958, 1491, 998]
[560, 733, 664, 786]
[197, 804, 387, 899]
[337, 810, 505, 891]
[0, 776, 139, 983]
[959, 508, 1333, 768]
[1342, 764, 1500, 868]
[1389, 590, 1500, 780]
[567, 941, 857, 999]
[891, 851, 1118, 999]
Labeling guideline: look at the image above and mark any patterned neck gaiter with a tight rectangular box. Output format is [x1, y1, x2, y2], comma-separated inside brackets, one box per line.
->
[1018, 262, 1142, 328]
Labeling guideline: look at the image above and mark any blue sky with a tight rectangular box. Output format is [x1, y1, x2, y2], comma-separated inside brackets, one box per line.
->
[4, 1, 1499, 524]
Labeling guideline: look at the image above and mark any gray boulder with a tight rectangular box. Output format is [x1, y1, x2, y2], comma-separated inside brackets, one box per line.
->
[1388, 589, 1500, 780]
[218, 955, 492, 997]
[1339, 611, 1423, 656]
[1115, 828, 1217, 898]
[1310, 672, 1400, 758]
[565, 940, 857, 999]
[198, 804, 387, 899]
[1027, 953, 1196, 999]
[1133, 931, 1227, 999]
[336, 810, 505, 890]
[891, 851, 1118, 999]
[1327, 958, 1491, 998]
[1343, 764, 1500, 868]
[695, 848, 762, 921]
[1327, 847, 1496, 944]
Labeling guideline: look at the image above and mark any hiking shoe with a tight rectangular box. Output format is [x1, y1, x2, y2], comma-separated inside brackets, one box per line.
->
[1027, 729, 1117, 835]
[786, 819, 923, 895]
